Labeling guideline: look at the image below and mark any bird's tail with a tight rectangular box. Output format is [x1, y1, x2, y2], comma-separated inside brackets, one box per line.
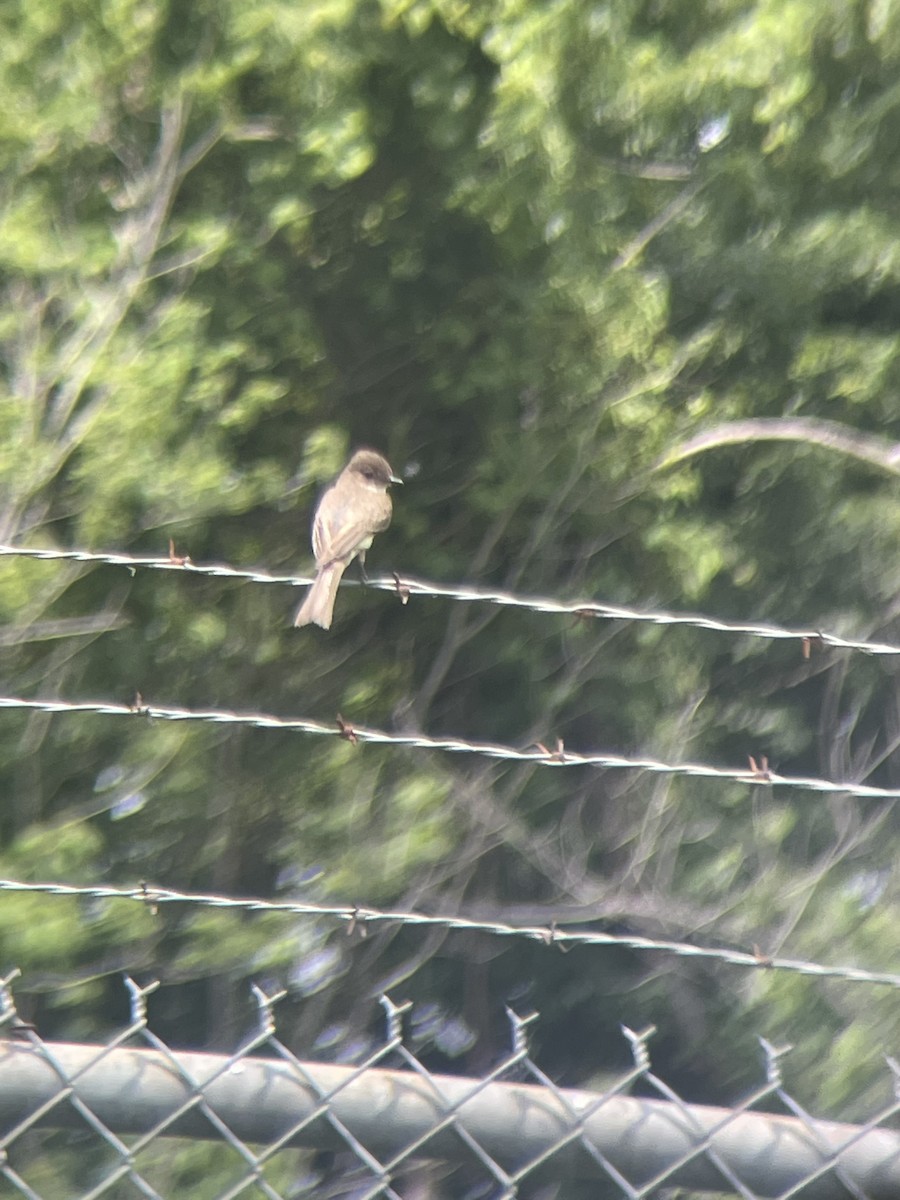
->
[294, 562, 346, 629]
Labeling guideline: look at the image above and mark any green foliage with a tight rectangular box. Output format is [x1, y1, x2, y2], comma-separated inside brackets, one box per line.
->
[2, 5, 900, 1187]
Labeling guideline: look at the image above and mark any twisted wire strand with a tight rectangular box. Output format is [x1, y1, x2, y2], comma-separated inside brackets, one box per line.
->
[0, 877, 897, 990]
[1, 542, 898, 656]
[2, 558, 897, 995]
[0, 693, 898, 799]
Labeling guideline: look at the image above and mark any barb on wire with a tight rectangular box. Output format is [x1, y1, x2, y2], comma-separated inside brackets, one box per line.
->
[0, 542, 310, 588]
[1, 877, 898, 991]
[1, 541, 899, 657]
[1, 693, 899, 800]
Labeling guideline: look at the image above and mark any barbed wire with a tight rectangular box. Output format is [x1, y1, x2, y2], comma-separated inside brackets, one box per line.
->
[2, 541, 899, 657]
[1, 876, 898, 990]
[1, 693, 899, 800]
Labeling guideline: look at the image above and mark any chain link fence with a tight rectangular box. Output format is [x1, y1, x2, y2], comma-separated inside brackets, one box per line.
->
[1, 970, 899, 1200]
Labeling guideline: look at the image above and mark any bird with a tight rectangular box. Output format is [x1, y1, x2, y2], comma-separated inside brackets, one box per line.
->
[294, 448, 402, 629]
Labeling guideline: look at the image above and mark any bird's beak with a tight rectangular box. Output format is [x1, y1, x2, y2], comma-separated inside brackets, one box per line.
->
[390, 474, 404, 485]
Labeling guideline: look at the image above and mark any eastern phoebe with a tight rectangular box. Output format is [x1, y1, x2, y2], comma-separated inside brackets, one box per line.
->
[294, 448, 402, 629]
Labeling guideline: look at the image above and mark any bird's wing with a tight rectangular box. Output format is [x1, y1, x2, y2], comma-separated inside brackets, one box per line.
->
[313, 489, 389, 566]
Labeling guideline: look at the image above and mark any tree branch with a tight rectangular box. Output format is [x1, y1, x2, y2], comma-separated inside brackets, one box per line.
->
[657, 417, 900, 476]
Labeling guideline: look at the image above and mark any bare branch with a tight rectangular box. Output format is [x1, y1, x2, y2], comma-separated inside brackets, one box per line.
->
[658, 417, 900, 476]
[611, 179, 706, 272]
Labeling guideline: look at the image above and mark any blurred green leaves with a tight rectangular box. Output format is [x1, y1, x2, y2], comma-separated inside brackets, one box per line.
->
[2, 0, 900, 1126]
